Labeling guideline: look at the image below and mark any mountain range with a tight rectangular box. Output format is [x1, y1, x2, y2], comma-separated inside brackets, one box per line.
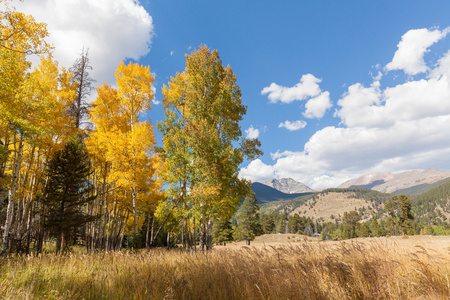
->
[251, 169, 450, 222]
[338, 169, 450, 194]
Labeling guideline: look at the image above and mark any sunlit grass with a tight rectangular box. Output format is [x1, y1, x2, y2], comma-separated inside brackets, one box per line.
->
[0, 241, 449, 299]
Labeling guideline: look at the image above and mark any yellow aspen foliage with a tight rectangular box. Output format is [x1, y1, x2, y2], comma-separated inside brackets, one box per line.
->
[115, 61, 154, 129]
[0, 0, 51, 54]
[87, 61, 160, 240]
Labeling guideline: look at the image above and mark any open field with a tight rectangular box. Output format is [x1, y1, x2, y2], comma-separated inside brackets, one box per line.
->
[225, 234, 450, 255]
[1, 235, 449, 299]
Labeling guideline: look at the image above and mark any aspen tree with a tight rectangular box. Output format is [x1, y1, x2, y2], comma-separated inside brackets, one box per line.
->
[158, 45, 262, 251]
[87, 62, 161, 248]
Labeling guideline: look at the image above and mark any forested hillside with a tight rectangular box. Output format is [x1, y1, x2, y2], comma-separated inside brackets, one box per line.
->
[259, 188, 392, 219]
[411, 178, 450, 224]
[251, 182, 314, 204]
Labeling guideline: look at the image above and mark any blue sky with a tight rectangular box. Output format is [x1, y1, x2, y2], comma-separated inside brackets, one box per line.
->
[13, 0, 450, 188]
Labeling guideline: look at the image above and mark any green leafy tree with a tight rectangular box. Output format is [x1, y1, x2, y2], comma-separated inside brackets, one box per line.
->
[212, 219, 234, 245]
[158, 45, 262, 251]
[40, 136, 96, 254]
[234, 193, 261, 245]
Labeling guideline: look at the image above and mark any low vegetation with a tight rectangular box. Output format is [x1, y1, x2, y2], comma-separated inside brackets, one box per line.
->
[1, 240, 449, 299]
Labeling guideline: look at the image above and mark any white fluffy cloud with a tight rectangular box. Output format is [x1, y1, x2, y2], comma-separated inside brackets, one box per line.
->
[239, 159, 275, 182]
[303, 91, 332, 119]
[261, 74, 332, 120]
[386, 28, 448, 75]
[261, 74, 322, 103]
[241, 28, 450, 189]
[12, 0, 154, 87]
[278, 120, 307, 131]
[245, 125, 260, 139]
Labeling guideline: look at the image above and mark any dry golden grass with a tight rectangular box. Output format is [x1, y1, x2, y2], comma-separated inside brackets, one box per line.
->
[1, 237, 449, 299]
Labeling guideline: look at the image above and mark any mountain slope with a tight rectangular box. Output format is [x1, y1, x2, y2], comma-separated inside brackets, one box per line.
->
[261, 178, 316, 194]
[251, 182, 314, 204]
[411, 178, 450, 224]
[339, 169, 450, 194]
[260, 187, 392, 221]
[257, 178, 450, 227]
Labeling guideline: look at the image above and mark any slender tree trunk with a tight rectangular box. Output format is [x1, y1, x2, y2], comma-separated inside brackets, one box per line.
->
[118, 211, 129, 251]
[15, 200, 31, 252]
[149, 212, 171, 248]
[150, 213, 155, 246]
[193, 216, 196, 253]
[206, 220, 213, 250]
[132, 187, 138, 238]
[112, 209, 122, 251]
[199, 222, 204, 252]
[181, 226, 184, 247]
[184, 218, 190, 252]
[0, 135, 24, 256]
[25, 205, 32, 255]
[145, 211, 151, 248]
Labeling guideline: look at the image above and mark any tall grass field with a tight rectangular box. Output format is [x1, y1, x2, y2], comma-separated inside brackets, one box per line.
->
[1, 237, 449, 299]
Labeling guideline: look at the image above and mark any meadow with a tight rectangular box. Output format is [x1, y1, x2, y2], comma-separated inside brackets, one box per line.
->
[0, 235, 449, 299]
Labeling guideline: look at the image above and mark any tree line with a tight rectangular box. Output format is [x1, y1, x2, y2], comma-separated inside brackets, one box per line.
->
[211, 194, 422, 245]
[0, 2, 261, 255]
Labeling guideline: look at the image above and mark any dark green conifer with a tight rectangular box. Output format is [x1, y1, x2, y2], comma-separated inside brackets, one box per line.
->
[397, 195, 413, 235]
[234, 193, 261, 245]
[40, 136, 96, 254]
[212, 219, 234, 245]
[369, 217, 379, 237]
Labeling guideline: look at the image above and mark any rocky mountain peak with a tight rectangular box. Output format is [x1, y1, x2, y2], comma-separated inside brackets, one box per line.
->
[261, 178, 316, 194]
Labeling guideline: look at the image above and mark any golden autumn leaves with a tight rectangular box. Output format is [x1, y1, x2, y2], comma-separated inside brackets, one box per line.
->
[87, 61, 162, 237]
[0, 0, 261, 252]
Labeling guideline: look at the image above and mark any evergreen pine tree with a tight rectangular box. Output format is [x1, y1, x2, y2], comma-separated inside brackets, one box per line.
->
[370, 217, 379, 237]
[397, 195, 413, 235]
[234, 193, 261, 245]
[40, 136, 96, 254]
[341, 211, 361, 239]
[212, 219, 234, 245]
[357, 222, 370, 237]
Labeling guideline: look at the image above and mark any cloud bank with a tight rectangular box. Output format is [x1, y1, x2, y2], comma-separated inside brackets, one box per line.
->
[13, 0, 154, 88]
[243, 27, 450, 189]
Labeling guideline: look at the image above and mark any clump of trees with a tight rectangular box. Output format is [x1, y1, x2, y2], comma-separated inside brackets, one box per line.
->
[0, 3, 263, 255]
